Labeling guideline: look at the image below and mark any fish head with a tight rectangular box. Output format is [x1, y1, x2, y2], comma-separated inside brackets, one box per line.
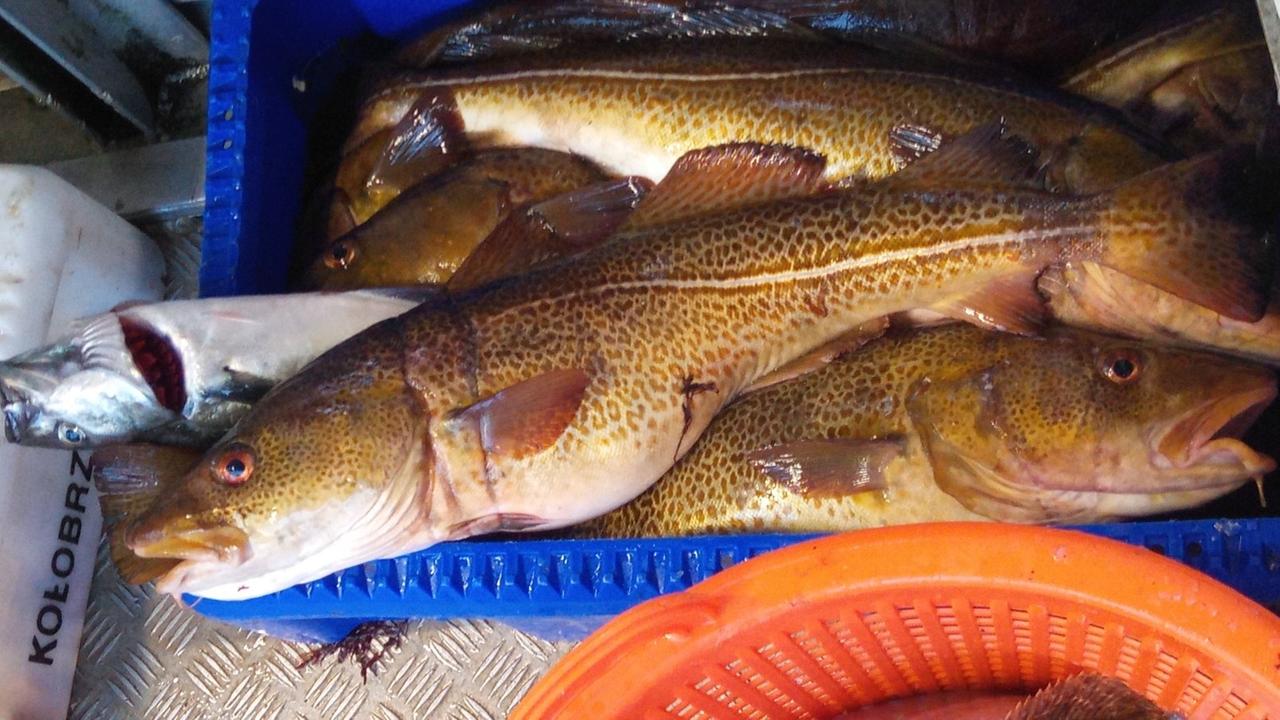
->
[908, 329, 1276, 522]
[124, 319, 425, 599]
[306, 175, 509, 290]
[0, 317, 179, 448]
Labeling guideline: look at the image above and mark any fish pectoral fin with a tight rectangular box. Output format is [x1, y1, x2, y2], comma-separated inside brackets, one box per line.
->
[109, 525, 179, 584]
[216, 367, 279, 401]
[1006, 674, 1168, 720]
[447, 177, 651, 294]
[889, 121, 1042, 187]
[928, 271, 1048, 336]
[367, 89, 467, 191]
[742, 437, 905, 499]
[617, 143, 830, 232]
[453, 369, 591, 460]
[742, 318, 889, 395]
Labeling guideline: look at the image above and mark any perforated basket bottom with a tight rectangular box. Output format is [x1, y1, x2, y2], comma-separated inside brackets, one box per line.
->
[513, 524, 1280, 720]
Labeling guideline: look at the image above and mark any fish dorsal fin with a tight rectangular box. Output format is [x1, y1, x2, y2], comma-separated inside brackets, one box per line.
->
[742, 437, 904, 498]
[453, 369, 591, 460]
[928, 270, 1048, 336]
[617, 143, 830, 232]
[1005, 674, 1170, 720]
[743, 318, 889, 395]
[447, 177, 652, 294]
[889, 122, 1042, 188]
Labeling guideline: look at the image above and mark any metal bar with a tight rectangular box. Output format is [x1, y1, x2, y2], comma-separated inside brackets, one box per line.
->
[1256, 0, 1280, 103]
[0, 0, 153, 135]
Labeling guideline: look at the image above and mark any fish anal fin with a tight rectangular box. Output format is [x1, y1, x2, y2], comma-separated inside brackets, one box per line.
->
[891, 121, 1042, 187]
[448, 177, 651, 294]
[455, 369, 591, 460]
[929, 271, 1048, 336]
[743, 437, 904, 499]
[1006, 673, 1168, 720]
[743, 318, 889, 395]
[619, 142, 829, 232]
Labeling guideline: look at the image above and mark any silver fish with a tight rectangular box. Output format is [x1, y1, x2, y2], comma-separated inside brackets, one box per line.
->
[0, 289, 428, 448]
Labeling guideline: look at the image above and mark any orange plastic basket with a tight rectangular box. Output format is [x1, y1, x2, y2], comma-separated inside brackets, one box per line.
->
[512, 523, 1280, 719]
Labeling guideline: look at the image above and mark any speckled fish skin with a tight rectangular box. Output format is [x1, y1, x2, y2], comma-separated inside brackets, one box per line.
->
[348, 39, 1166, 194]
[306, 148, 610, 289]
[1041, 263, 1280, 365]
[576, 324, 1276, 537]
[122, 145, 1268, 600]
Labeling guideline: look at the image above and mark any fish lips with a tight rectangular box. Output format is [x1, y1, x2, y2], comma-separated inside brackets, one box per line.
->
[1152, 380, 1278, 482]
[126, 516, 252, 593]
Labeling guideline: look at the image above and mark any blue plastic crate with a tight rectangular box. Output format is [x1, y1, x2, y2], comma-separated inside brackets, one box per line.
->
[201, 0, 1280, 642]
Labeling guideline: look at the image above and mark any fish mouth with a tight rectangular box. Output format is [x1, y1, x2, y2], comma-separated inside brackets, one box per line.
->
[1153, 380, 1277, 479]
[0, 365, 50, 443]
[126, 516, 251, 568]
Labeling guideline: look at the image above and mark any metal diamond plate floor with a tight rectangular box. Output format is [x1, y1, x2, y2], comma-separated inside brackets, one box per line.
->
[70, 539, 573, 719]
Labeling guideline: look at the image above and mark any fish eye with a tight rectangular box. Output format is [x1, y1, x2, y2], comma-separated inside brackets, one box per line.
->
[323, 240, 357, 270]
[213, 444, 256, 486]
[57, 422, 85, 446]
[1098, 349, 1142, 384]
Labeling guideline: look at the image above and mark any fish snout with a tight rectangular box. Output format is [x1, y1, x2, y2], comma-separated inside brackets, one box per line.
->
[3, 403, 28, 444]
[126, 511, 250, 566]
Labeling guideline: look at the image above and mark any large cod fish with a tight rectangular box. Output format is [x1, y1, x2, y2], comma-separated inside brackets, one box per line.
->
[122, 132, 1270, 600]
[576, 324, 1276, 536]
[337, 36, 1166, 224]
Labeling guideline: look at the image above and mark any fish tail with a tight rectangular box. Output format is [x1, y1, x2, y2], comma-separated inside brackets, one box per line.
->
[1093, 146, 1276, 322]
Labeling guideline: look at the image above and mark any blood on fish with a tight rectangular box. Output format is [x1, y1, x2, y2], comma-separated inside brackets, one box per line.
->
[120, 318, 187, 413]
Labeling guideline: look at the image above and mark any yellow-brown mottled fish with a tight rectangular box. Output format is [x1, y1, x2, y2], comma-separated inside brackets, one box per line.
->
[345, 38, 1168, 197]
[119, 129, 1270, 600]
[1062, 4, 1277, 154]
[1040, 263, 1280, 365]
[574, 324, 1275, 537]
[305, 148, 646, 289]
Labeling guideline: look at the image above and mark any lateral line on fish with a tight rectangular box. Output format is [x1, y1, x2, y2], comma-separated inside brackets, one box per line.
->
[487, 225, 1089, 322]
[381, 67, 1047, 105]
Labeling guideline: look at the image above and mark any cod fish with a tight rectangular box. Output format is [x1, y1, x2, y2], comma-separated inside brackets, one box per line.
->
[395, 0, 1162, 79]
[306, 147, 646, 289]
[345, 38, 1167, 198]
[576, 324, 1275, 536]
[0, 289, 427, 448]
[1062, 3, 1277, 154]
[1040, 263, 1280, 365]
[837, 673, 1171, 719]
[118, 129, 1269, 600]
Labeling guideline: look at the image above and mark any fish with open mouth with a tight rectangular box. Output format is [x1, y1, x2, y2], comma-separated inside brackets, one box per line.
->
[576, 324, 1276, 536]
[114, 129, 1271, 600]
[0, 289, 427, 448]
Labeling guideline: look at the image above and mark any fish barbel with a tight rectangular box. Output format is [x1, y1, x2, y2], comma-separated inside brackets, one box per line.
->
[121, 132, 1271, 600]
[577, 324, 1275, 536]
[345, 38, 1166, 196]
